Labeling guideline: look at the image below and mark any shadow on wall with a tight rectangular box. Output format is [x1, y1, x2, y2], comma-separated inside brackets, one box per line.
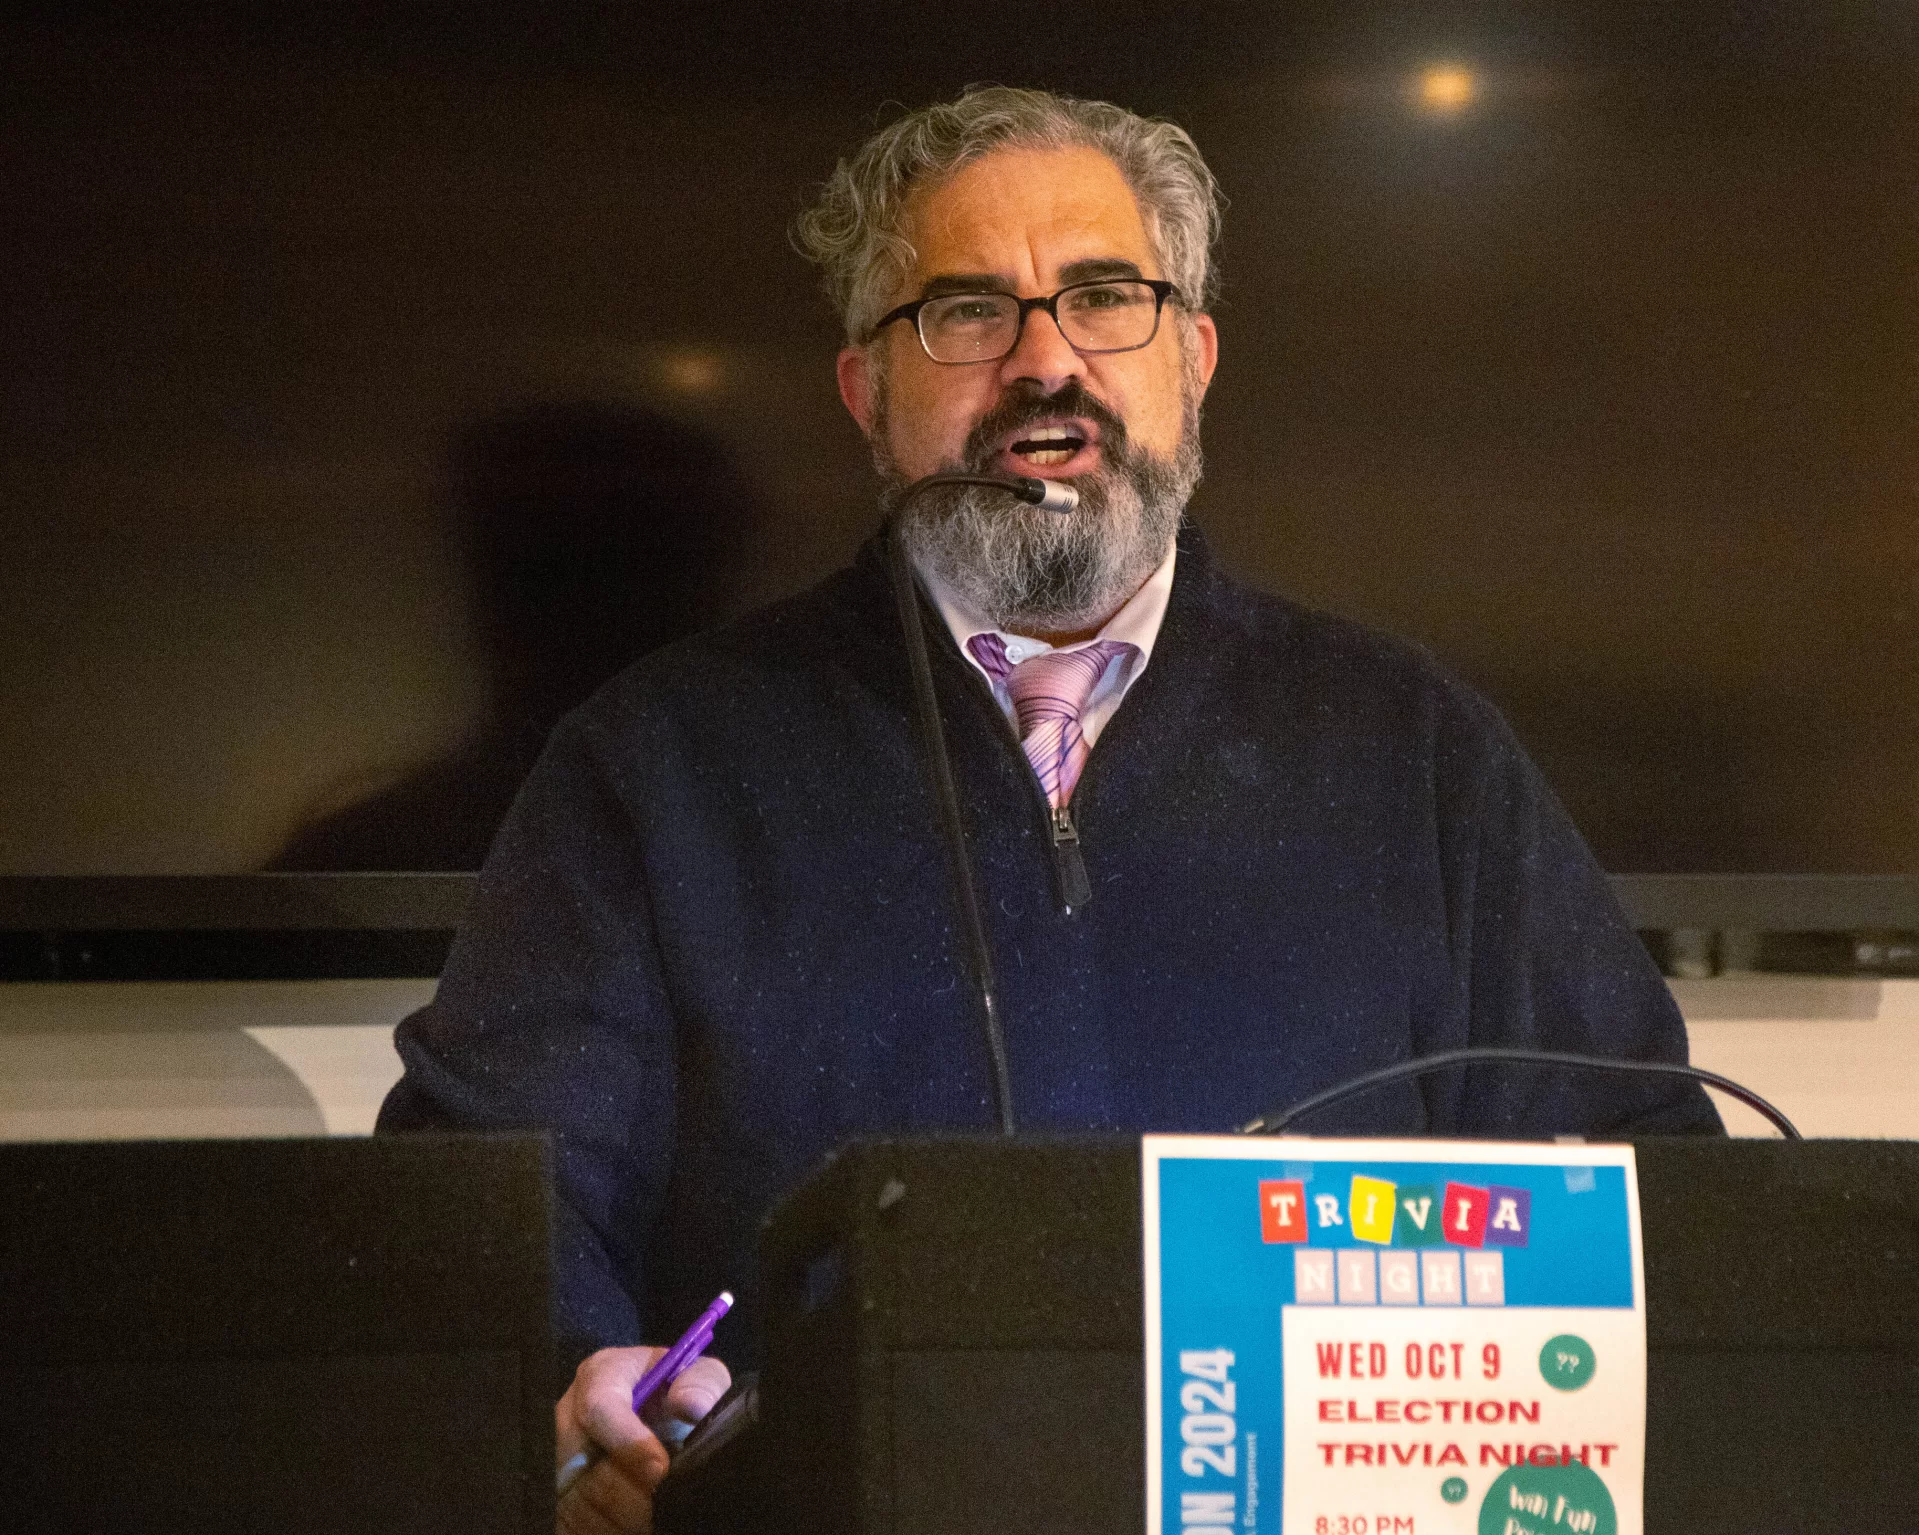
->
[270, 399, 761, 871]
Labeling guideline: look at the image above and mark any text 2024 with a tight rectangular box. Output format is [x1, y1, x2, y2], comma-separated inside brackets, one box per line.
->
[1178, 1348, 1237, 1479]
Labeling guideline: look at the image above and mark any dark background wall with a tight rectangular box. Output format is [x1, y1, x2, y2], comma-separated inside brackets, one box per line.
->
[4, 1, 1914, 874]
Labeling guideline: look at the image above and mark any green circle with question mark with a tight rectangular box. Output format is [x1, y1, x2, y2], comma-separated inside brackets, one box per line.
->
[1539, 1333, 1596, 1391]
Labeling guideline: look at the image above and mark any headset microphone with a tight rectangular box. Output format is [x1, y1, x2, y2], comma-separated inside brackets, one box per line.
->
[1019, 477, 1079, 513]
[893, 471, 1078, 515]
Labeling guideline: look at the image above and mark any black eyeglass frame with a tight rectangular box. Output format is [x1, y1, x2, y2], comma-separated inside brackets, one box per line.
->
[868, 278, 1180, 363]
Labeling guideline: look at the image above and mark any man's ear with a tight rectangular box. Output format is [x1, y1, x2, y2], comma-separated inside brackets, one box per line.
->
[1191, 312, 1220, 399]
[837, 345, 875, 436]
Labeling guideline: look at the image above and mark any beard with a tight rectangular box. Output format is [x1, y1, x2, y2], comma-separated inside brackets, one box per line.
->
[875, 354, 1205, 637]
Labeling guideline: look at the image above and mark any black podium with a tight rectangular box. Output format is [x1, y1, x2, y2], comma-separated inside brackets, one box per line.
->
[659, 1137, 1919, 1535]
[0, 1134, 556, 1535]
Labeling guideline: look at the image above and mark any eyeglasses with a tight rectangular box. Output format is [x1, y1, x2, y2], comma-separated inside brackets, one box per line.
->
[870, 278, 1179, 365]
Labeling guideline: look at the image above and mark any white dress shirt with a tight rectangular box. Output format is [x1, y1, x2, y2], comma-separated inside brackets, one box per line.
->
[915, 540, 1179, 749]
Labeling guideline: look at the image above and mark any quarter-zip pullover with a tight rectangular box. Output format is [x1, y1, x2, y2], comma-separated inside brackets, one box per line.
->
[379, 521, 1719, 1378]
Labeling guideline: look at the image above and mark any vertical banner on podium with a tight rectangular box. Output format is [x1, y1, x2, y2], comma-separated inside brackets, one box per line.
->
[1143, 1137, 1645, 1535]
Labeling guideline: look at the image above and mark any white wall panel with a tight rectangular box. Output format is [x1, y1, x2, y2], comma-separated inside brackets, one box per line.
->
[1, 975, 1914, 1142]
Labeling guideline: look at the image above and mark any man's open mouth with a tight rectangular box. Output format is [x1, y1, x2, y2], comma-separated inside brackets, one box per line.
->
[1005, 423, 1092, 469]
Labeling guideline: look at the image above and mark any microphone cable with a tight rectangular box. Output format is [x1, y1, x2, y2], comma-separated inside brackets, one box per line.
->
[1239, 1046, 1801, 1139]
[884, 471, 1078, 1137]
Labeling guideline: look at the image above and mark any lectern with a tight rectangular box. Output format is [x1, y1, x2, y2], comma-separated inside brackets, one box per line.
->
[658, 1136, 1919, 1534]
[0, 1134, 555, 1535]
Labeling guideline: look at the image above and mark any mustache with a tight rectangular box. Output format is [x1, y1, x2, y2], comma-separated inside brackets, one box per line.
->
[959, 380, 1129, 474]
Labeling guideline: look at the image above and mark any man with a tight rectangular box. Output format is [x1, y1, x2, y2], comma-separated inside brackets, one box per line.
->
[378, 87, 1718, 1532]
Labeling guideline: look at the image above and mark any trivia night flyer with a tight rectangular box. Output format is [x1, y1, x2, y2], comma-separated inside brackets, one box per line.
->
[1143, 1137, 1646, 1535]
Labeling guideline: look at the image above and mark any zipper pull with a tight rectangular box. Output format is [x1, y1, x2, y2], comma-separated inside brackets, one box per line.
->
[1050, 804, 1093, 914]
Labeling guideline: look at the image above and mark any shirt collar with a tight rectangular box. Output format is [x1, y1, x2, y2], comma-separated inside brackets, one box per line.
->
[915, 538, 1179, 674]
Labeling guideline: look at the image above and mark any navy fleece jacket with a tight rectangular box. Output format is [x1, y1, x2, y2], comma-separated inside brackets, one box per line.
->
[379, 524, 1718, 1371]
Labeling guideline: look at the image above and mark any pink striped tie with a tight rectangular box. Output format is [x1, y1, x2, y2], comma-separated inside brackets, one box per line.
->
[968, 634, 1136, 809]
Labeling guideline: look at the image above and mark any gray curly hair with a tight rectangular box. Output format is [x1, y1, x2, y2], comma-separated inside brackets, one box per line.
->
[794, 86, 1223, 345]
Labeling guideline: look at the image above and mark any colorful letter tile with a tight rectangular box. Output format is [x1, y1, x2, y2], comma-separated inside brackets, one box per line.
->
[1349, 1175, 1398, 1245]
[1259, 1179, 1308, 1243]
[1442, 1182, 1489, 1247]
[1392, 1183, 1442, 1247]
[1484, 1185, 1532, 1248]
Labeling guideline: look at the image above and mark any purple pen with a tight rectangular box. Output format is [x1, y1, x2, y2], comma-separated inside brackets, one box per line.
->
[556, 1288, 733, 1496]
[630, 1289, 733, 1413]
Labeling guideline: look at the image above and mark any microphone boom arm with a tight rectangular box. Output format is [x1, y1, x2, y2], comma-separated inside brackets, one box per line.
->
[884, 468, 1078, 1136]
[891, 471, 1078, 514]
[1239, 1046, 1801, 1139]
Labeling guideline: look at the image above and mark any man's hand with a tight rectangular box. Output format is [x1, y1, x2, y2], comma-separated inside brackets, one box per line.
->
[555, 1344, 731, 1535]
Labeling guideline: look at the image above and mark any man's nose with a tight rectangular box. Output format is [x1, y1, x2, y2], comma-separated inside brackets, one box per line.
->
[996, 301, 1087, 395]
